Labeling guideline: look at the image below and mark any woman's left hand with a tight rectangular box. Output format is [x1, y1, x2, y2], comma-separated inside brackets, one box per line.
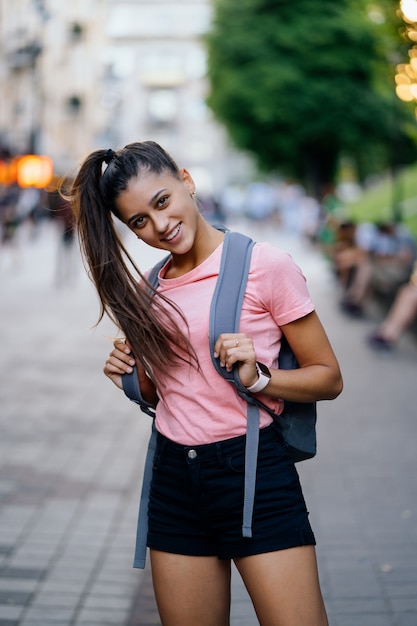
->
[213, 333, 259, 388]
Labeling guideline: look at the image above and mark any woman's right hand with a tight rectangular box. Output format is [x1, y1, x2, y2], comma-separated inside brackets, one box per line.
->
[104, 339, 136, 390]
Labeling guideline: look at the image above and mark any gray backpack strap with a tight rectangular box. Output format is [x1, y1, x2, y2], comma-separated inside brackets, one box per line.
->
[209, 231, 259, 537]
[122, 368, 156, 418]
[133, 421, 157, 568]
[209, 231, 254, 383]
[242, 404, 260, 537]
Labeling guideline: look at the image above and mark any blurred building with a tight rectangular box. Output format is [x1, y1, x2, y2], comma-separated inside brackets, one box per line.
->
[0, 0, 252, 194]
[0, 0, 109, 172]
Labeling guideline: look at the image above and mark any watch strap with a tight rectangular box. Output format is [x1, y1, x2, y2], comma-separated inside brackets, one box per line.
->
[246, 366, 270, 393]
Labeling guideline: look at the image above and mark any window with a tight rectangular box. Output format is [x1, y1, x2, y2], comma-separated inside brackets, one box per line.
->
[148, 89, 178, 125]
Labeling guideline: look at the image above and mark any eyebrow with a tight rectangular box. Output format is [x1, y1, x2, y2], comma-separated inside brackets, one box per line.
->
[126, 188, 168, 226]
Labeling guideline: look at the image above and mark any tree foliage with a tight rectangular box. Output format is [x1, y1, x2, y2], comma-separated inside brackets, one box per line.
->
[206, 0, 416, 197]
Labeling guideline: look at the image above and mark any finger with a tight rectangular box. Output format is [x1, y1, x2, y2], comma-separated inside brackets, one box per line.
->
[110, 343, 136, 364]
[213, 333, 244, 358]
[104, 361, 127, 377]
[111, 350, 135, 367]
[114, 338, 133, 354]
[105, 352, 135, 374]
[217, 338, 249, 371]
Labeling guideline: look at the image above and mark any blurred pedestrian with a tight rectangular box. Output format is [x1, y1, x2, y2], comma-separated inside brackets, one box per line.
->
[15, 186, 44, 238]
[339, 222, 416, 318]
[71, 140, 342, 626]
[367, 262, 417, 351]
[245, 181, 276, 220]
[49, 182, 78, 287]
[0, 183, 21, 270]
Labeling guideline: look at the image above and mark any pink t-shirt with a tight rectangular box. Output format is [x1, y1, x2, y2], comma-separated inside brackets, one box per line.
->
[152, 240, 314, 445]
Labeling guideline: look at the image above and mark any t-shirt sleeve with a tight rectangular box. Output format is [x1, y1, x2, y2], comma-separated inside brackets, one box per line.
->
[251, 242, 314, 326]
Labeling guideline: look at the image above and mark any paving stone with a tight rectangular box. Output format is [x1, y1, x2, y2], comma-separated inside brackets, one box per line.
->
[0, 605, 23, 620]
[335, 614, 393, 626]
[385, 582, 417, 598]
[396, 615, 417, 626]
[22, 606, 75, 622]
[83, 594, 133, 610]
[0, 570, 45, 581]
[0, 582, 36, 594]
[0, 591, 32, 606]
[37, 580, 86, 595]
[19, 615, 70, 626]
[390, 596, 417, 612]
[88, 581, 138, 598]
[31, 592, 81, 608]
[327, 597, 389, 614]
[74, 608, 130, 624]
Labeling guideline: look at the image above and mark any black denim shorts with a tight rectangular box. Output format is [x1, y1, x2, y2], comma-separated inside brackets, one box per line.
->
[147, 423, 315, 560]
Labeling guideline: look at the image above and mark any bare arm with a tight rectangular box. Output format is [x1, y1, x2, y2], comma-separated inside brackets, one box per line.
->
[213, 311, 343, 403]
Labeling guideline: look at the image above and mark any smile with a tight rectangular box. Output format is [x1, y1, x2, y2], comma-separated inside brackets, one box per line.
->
[164, 223, 181, 242]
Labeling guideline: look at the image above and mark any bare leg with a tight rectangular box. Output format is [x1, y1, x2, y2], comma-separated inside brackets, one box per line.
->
[345, 256, 372, 304]
[235, 546, 328, 626]
[150, 549, 231, 626]
[333, 247, 366, 288]
[378, 283, 417, 342]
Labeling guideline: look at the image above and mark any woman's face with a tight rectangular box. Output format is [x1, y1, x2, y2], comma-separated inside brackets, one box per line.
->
[115, 168, 199, 254]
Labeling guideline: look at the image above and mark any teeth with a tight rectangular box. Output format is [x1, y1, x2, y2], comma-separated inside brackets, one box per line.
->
[165, 224, 180, 241]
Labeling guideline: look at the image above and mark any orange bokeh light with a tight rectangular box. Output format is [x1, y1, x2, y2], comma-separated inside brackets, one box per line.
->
[16, 155, 54, 188]
[0, 158, 18, 185]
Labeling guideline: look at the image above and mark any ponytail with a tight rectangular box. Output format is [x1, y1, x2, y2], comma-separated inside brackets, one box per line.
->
[70, 144, 198, 384]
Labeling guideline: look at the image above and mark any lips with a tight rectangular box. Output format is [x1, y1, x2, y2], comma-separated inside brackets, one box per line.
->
[163, 223, 181, 242]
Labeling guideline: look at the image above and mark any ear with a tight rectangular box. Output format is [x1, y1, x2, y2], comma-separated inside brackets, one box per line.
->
[180, 168, 195, 195]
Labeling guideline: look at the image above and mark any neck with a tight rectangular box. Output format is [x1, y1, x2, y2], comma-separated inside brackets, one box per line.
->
[167, 220, 225, 278]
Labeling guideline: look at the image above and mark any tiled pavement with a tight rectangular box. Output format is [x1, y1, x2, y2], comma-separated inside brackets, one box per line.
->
[1, 219, 416, 625]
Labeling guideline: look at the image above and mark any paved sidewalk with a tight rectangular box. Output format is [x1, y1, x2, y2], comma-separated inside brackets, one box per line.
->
[0, 219, 416, 625]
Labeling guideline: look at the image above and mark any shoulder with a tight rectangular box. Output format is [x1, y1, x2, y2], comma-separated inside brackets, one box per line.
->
[247, 241, 314, 322]
[251, 241, 304, 275]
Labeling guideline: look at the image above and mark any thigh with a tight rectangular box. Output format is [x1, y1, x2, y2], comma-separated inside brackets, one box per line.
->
[234, 546, 328, 626]
[150, 549, 231, 626]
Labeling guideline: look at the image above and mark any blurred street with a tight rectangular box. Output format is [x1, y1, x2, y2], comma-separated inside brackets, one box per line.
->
[1, 219, 417, 626]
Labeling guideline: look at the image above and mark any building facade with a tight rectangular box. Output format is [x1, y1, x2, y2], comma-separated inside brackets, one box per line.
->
[0, 0, 253, 194]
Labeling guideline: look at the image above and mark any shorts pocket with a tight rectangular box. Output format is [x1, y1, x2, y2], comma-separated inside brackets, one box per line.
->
[226, 451, 245, 474]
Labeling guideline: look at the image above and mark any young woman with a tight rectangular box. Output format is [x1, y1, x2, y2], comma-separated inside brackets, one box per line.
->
[71, 141, 343, 626]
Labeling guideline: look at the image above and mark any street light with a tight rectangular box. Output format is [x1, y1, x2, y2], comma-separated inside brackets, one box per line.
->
[401, 0, 417, 23]
[396, 3, 417, 114]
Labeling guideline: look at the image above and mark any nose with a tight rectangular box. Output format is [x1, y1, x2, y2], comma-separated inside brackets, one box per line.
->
[152, 213, 169, 235]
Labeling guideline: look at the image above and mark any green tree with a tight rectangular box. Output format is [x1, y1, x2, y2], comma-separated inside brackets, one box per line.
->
[206, 0, 416, 198]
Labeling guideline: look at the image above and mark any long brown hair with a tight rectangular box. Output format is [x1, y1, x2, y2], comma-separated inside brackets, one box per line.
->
[70, 141, 197, 383]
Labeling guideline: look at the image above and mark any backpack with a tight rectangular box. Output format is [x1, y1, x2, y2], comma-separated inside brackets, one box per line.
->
[122, 230, 317, 568]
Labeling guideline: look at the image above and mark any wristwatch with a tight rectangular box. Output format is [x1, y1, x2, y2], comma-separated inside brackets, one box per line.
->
[245, 362, 271, 393]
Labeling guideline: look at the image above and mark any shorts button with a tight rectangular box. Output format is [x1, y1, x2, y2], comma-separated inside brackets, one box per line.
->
[187, 449, 197, 459]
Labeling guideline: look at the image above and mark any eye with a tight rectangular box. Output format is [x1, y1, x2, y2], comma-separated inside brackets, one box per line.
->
[157, 195, 169, 208]
[132, 215, 147, 229]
